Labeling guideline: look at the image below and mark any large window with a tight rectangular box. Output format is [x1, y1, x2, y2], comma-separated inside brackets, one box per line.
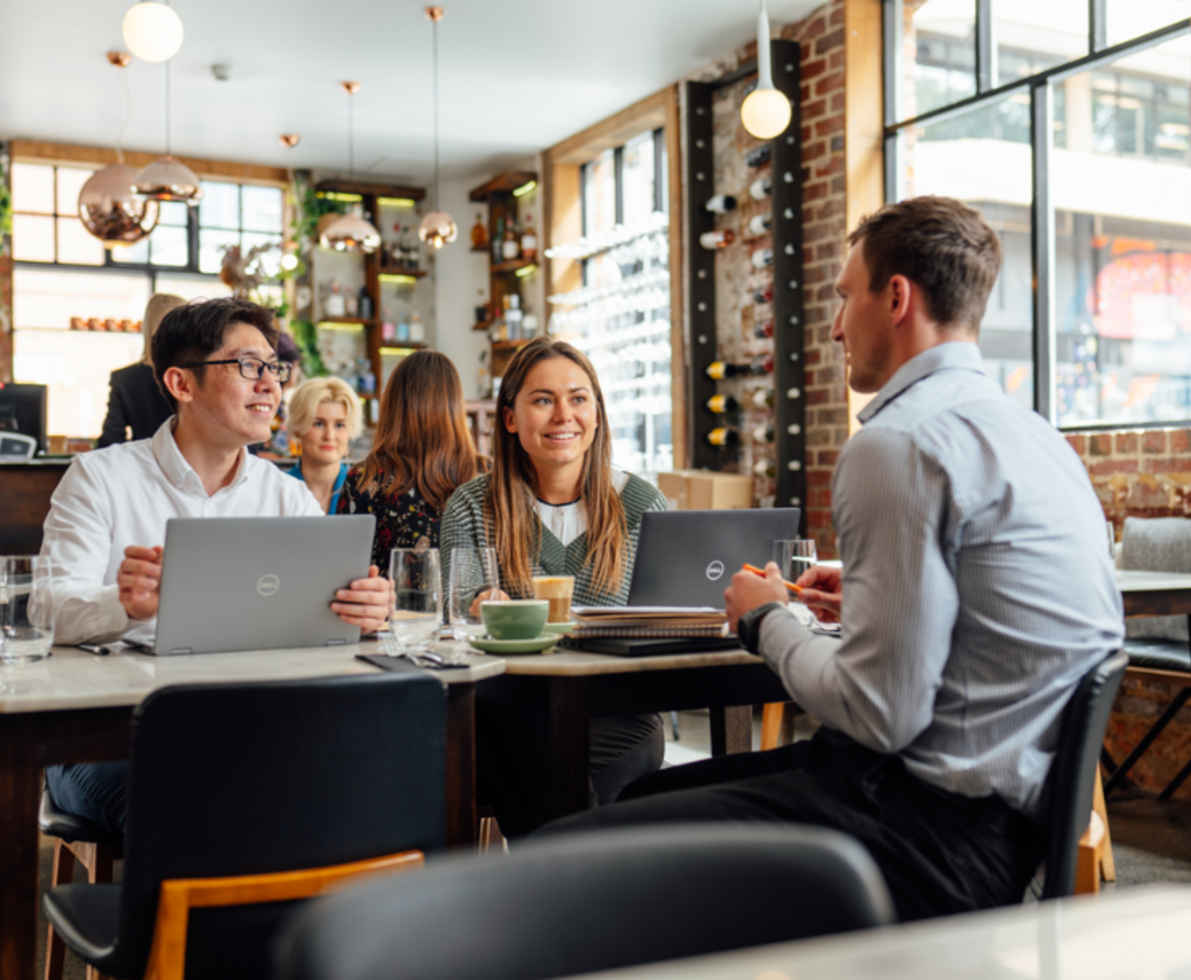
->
[886, 0, 1191, 427]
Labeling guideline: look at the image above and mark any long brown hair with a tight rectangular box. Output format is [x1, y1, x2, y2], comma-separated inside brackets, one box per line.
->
[488, 337, 627, 597]
[357, 350, 478, 510]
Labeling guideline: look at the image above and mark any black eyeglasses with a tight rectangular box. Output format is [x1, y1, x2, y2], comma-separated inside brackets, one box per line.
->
[180, 357, 293, 383]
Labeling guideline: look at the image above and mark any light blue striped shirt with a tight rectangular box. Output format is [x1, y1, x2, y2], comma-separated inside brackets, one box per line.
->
[759, 342, 1124, 819]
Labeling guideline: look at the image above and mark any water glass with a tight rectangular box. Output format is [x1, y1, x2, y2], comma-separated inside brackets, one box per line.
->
[1, 556, 54, 663]
[773, 539, 817, 583]
[387, 549, 441, 654]
[448, 547, 500, 641]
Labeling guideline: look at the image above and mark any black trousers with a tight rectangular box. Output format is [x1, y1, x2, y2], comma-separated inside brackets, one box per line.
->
[538, 727, 1044, 922]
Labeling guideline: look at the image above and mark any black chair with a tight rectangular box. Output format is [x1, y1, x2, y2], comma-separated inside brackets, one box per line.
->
[43, 671, 446, 980]
[273, 824, 895, 980]
[1039, 649, 1128, 899]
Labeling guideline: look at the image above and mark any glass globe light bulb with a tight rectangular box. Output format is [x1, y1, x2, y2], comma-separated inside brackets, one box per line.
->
[741, 87, 792, 140]
[418, 211, 457, 250]
[78, 164, 160, 247]
[121, 2, 184, 63]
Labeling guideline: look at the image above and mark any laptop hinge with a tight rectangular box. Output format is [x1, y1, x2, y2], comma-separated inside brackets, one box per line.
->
[169, 648, 193, 655]
[325, 638, 347, 646]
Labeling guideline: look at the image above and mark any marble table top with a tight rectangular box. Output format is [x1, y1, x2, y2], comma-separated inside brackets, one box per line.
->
[0, 640, 505, 715]
[498, 647, 764, 676]
[1116, 568, 1191, 592]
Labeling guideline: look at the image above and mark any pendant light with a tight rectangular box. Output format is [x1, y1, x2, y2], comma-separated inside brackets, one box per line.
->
[122, 0, 183, 63]
[79, 52, 161, 247]
[417, 6, 457, 250]
[740, 0, 792, 140]
[320, 82, 382, 253]
[133, 55, 203, 203]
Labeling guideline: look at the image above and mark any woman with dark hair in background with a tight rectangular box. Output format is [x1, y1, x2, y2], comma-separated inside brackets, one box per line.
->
[337, 350, 481, 573]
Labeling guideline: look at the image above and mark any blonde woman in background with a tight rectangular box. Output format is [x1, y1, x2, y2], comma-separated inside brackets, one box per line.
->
[97, 293, 186, 447]
[286, 377, 363, 513]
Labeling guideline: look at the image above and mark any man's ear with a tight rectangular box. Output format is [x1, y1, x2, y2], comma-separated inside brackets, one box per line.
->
[163, 366, 196, 405]
[887, 274, 913, 326]
[502, 404, 517, 434]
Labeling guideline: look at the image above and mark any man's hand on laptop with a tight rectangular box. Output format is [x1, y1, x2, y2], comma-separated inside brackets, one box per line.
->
[795, 566, 842, 624]
[118, 545, 163, 622]
[331, 565, 392, 633]
[724, 561, 789, 632]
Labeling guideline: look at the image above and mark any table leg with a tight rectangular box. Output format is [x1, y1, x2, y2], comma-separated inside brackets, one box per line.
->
[444, 684, 477, 848]
[0, 723, 42, 980]
[709, 705, 753, 756]
[533, 676, 590, 826]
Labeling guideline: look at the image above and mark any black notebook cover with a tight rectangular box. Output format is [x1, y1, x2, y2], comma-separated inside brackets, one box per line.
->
[558, 635, 742, 657]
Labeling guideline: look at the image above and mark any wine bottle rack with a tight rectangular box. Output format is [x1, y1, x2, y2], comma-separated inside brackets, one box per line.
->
[683, 39, 806, 522]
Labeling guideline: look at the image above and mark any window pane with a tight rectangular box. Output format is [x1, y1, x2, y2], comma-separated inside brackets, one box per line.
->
[111, 236, 150, 265]
[1051, 44, 1191, 426]
[158, 200, 190, 227]
[995, 0, 1085, 89]
[241, 185, 283, 233]
[1106, 0, 1191, 48]
[13, 266, 151, 329]
[56, 217, 105, 266]
[199, 229, 239, 275]
[149, 225, 189, 267]
[154, 273, 232, 303]
[199, 182, 240, 229]
[909, 0, 976, 118]
[240, 233, 282, 277]
[12, 163, 55, 214]
[899, 94, 1035, 410]
[12, 214, 55, 261]
[583, 148, 617, 235]
[622, 130, 657, 226]
[56, 167, 93, 217]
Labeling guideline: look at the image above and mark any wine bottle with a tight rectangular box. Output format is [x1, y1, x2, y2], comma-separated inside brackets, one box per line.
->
[753, 458, 776, 478]
[358, 284, 374, 321]
[493, 217, 505, 265]
[705, 427, 740, 449]
[749, 176, 773, 200]
[706, 358, 771, 380]
[748, 213, 773, 236]
[753, 319, 774, 339]
[746, 145, 772, 168]
[752, 424, 775, 444]
[470, 214, 488, 250]
[699, 229, 736, 250]
[520, 214, 537, 261]
[751, 248, 775, 270]
[754, 283, 773, 304]
[502, 219, 521, 261]
[752, 388, 775, 409]
[706, 394, 739, 414]
[704, 195, 737, 213]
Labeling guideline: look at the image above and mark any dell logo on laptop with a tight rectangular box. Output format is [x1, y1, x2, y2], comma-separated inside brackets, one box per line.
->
[256, 574, 281, 597]
[705, 561, 725, 582]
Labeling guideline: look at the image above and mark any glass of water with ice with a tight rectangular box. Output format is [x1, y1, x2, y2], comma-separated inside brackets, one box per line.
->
[773, 539, 817, 583]
[1, 556, 54, 664]
[386, 548, 441, 655]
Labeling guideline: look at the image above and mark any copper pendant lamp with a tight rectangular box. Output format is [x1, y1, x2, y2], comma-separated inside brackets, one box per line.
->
[418, 6, 457, 250]
[320, 82, 382, 253]
[133, 59, 203, 204]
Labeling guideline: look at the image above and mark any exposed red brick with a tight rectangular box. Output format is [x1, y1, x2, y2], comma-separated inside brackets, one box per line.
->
[1143, 430, 1168, 453]
[815, 27, 845, 55]
[806, 14, 827, 39]
[803, 98, 827, 121]
[801, 58, 827, 81]
[800, 83, 810, 103]
[830, 175, 845, 195]
[803, 180, 829, 203]
[809, 489, 832, 509]
[801, 124, 814, 143]
[816, 366, 845, 385]
[830, 135, 845, 152]
[1066, 434, 1088, 455]
[814, 199, 846, 223]
[830, 91, 845, 113]
[815, 240, 841, 262]
[808, 469, 832, 486]
[1090, 434, 1113, 456]
[814, 115, 846, 138]
[1088, 459, 1138, 477]
[815, 70, 846, 97]
[817, 407, 850, 426]
[815, 154, 845, 177]
[1171, 430, 1191, 453]
[802, 139, 827, 162]
[806, 388, 829, 405]
[804, 348, 823, 366]
[1114, 432, 1138, 454]
[1143, 457, 1191, 475]
[818, 450, 840, 467]
[815, 283, 837, 302]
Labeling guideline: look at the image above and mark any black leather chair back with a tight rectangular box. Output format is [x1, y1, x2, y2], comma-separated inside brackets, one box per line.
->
[1041, 649, 1127, 899]
[273, 824, 895, 980]
[114, 671, 446, 979]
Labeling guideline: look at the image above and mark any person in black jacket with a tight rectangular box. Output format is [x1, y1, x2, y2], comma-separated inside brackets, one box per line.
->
[97, 293, 187, 447]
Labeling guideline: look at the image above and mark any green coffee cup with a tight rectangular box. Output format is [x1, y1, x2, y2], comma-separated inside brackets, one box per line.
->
[481, 599, 549, 640]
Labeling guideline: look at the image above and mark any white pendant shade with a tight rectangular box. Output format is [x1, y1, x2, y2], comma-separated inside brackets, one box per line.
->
[132, 155, 203, 203]
[740, 0, 792, 140]
[418, 211, 457, 250]
[320, 206, 381, 253]
[78, 164, 160, 247]
[122, 2, 183, 62]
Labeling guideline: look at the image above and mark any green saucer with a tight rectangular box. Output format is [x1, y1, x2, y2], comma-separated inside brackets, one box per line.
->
[467, 634, 559, 655]
[542, 621, 576, 634]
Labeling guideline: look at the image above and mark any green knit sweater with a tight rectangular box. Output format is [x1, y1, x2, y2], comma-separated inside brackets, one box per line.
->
[440, 472, 668, 607]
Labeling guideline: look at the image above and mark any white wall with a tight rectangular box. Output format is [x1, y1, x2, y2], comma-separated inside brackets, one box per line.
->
[434, 175, 491, 399]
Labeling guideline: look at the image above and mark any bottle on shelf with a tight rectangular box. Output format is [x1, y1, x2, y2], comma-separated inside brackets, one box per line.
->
[502, 219, 521, 261]
[753, 458, 776, 478]
[706, 394, 740, 414]
[344, 289, 359, 317]
[752, 424, 775, 444]
[699, 229, 736, 250]
[704, 195, 737, 213]
[705, 356, 773, 380]
[396, 310, 410, 343]
[381, 307, 395, 344]
[391, 223, 403, 268]
[325, 279, 346, 318]
[746, 145, 772, 168]
[493, 216, 505, 265]
[409, 311, 425, 344]
[749, 176, 773, 201]
[748, 213, 773, 236]
[402, 225, 419, 271]
[753, 319, 774, 339]
[357, 284, 374, 321]
[506, 294, 523, 340]
[520, 215, 537, 262]
[754, 283, 774, 304]
[705, 427, 741, 450]
[752, 388, 775, 409]
[359, 360, 377, 397]
[471, 214, 489, 250]
[751, 248, 775, 270]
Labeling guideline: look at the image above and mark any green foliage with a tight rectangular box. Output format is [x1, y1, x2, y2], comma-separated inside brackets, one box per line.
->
[290, 318, 329, 378]
[291, 183, 345, 254]
[0, 160, 11, 249]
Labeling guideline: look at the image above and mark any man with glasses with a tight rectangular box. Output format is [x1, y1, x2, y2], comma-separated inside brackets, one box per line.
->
[38, 297, 390, 837]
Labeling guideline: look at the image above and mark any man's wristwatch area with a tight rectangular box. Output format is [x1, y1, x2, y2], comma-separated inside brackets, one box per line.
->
[736, 601, 786, 654]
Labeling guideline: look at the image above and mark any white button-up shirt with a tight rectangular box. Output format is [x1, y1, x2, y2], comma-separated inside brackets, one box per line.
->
[39, 419, 321, 646]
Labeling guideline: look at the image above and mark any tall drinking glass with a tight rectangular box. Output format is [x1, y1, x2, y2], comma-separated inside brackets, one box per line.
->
[1, 556, 54, 663]
[386, 549, 441, 655]
[772, 539, 817, 583]
[448, 547, 500, 641]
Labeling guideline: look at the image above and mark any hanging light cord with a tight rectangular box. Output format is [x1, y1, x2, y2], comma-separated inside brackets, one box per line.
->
[348, 89, 355, 180]
[432, 15, 440, 206]
[165, 60, 172, 156]
[115, 65, 132, 164]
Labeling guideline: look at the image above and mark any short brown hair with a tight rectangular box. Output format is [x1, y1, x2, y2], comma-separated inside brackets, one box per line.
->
[847, 196, 1002, 332]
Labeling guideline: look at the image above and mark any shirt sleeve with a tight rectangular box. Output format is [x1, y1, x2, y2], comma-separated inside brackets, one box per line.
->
[439, 483, 485, 602]
[38, 459, 133, 645]
[758, 428, 960, 754]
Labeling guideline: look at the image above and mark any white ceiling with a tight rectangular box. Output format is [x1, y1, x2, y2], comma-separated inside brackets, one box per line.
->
[0, 0, 822, 187]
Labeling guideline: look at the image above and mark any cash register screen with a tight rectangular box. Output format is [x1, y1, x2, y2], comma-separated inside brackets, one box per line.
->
[0, 383, 47, 455]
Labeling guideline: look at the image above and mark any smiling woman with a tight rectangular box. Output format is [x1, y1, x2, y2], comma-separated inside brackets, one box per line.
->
[287, 377, 363, 514]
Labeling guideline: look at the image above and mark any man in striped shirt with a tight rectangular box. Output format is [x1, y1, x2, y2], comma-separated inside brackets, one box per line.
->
[542, 197, 1124, 920]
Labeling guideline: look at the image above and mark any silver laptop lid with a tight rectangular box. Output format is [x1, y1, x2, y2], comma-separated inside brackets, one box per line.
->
[628, 509, 802, 609]
[154, 515, 376, 655]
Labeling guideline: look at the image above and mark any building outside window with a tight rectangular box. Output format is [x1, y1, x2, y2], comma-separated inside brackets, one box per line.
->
[9, 161, 285, 438]
[887, 0, 1191, 428]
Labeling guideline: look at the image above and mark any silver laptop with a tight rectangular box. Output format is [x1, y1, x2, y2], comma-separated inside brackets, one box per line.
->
[153, 515, 376, 655]
[627, 508, 802, 609]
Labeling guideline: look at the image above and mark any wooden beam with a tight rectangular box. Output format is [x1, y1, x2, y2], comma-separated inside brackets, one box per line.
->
[549, 90, 669, 166]
[469, 171, 538, 202]
[664, 85, 687, 470]
[315, 178, 425, 201]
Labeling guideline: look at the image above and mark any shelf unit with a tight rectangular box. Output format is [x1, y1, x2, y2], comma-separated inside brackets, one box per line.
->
[469, 170, 539, 381]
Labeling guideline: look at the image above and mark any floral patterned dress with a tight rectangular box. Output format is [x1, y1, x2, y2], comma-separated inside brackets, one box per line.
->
[336, 466, 444, 575]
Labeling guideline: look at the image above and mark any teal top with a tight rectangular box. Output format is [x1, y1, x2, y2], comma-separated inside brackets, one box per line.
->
[289, 460, 349, 515]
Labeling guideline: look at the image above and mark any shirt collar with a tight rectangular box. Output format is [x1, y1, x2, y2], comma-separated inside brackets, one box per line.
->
[857, 342, 985, 424]
[151, 418, 250, 496]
